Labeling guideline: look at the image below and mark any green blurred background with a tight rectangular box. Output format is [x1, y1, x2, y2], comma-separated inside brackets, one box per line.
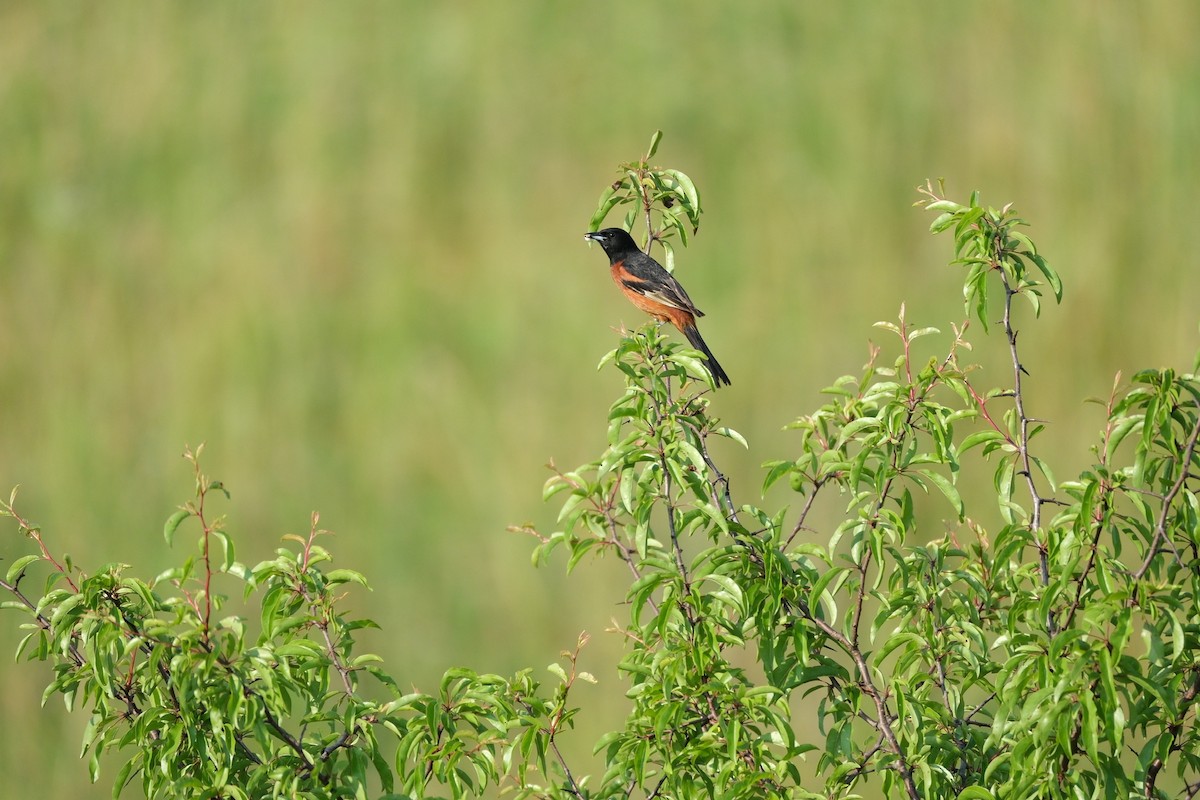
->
[1, 3, 1198, 797]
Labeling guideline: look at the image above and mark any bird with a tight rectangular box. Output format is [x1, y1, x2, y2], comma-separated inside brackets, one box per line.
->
[583, 227, 731, 387]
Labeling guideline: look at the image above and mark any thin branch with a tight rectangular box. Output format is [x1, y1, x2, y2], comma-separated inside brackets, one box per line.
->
[660, 449, 695, 624]
[0, 573, 85, 667]
[2, 502, 80, 593]
[1144, 666, 1200, 798]
[319, 729, 354, 762]
[840, 734, 886, 786]
[963, 691, 997, 725]
[781, 317, 962, 800]
[997, 256, 1051, 596]
[784, 477, 826, 549]
[297, 517, 356, 697]
[678, 414, 738, 523]
[259, 697, 314, 770]
[1133, 399, 1200, 581]
[538, 463, 660, 614]
[635, 158, 655, 248]
[548, 737, 583, 798]
[1062, 377, 1126, 630]
[803, 608, 921, 800]
[514, 691, 583, 799]
[1062, 482, 1113, 630]
[651, 347, 697, 628]
[643, 774, 669, 800]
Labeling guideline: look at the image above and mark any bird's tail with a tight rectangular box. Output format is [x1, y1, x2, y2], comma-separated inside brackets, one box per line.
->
[682, 323, 732, 388]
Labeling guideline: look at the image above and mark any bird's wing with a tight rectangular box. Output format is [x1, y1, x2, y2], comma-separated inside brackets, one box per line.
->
[619, 254, 705, 317]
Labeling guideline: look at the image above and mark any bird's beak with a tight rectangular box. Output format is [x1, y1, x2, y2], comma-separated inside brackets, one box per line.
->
[583, 232, 602, 242]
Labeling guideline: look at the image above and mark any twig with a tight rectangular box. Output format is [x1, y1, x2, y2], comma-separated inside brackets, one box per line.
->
[650, 342, 697, 628]
[259, 697, 314, 771]
[1062, 483, 1112, 630]
[1060, 376, 1123, 628]
[803, 609, 921, 800]
[0, 574, 85, 667]
[1143, 667, 1200, 798]
[297, 516, 356, 697]
[678, 414, 739, 523]
[660, 450, 696, 626]
[995, 246, 1052, 601]
[840, 734, 886, 785]
[784, 477, 826, 549]
[540, 463, 659, 614]
[2, 502, 80, 593]
[1133, 399, 1200, 581]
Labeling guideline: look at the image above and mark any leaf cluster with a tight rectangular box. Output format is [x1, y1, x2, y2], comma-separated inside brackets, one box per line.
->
[588, 131, 703, 272]
[2, 450, 586, 799]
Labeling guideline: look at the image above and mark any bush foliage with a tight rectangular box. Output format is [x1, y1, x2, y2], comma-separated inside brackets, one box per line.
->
[4, 138, 1200, 799]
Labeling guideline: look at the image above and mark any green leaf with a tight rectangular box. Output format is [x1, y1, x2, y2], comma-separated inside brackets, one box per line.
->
[326, 569, 370, 588]
[874, 631, 924, 667]
[929, 212, 956, 233]
[916, 468, 965, 519]
[275, 639, 323, 658]
[835, 415, 881, 448]
[762, 460, 795, 492]
[112, 757, 136, 800]
[808, 567, 846, 622]
[1027, 252, 1063, 302]
[163, 509, 190, 547]
[670, 351, 711, 385]
[662, 169, 702, 231]
[5, 554, 40, 585]
[646, 129, 663, 159]
[1080, 691, 1100, 764]
[715, 426, 748, 448]
[959, 430, 1005, 455]
[48, 593, 85, 635]
[702, 573, 743, 611]
[210, 528, 236, 570]
[924, 200, 963, 214]
[1030, 455, 1056, 491]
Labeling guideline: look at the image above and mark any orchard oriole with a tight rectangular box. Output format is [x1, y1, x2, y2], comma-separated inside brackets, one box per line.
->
[584, 227, 731, 387]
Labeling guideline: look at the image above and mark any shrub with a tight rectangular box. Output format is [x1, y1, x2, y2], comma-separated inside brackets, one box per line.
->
[4, 137, 1199, 799]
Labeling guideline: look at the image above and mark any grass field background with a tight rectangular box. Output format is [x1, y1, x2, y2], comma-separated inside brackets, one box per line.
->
[1, 3, 1198, 797]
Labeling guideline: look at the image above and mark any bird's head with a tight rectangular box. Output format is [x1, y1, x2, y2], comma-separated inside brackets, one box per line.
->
[583, 227, 639, 260]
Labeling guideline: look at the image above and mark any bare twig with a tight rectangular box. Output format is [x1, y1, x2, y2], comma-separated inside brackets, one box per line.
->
[2, 501, 80, 593]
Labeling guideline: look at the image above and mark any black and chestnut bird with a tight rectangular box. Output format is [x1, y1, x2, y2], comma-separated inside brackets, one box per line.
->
[584, 227, 731, 387]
